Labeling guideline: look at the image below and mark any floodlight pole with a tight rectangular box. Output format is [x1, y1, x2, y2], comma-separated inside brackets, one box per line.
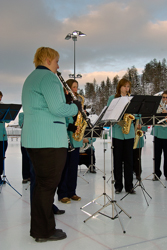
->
[65, 30, 86, 79]
[73, 36, 77, 80]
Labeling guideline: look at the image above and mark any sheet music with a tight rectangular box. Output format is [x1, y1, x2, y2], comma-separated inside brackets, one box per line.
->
[93, 106, 108, 126]
[102, 96, 133, 121]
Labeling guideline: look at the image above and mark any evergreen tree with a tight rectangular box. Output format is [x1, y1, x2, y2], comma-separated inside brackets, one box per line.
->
[112, 75, 119, 94]
[123, 66, 141, 94]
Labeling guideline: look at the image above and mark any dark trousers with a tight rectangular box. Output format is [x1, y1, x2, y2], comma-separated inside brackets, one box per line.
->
[154, 137, 167, 178]
[0, 141, 8, 177]
[57, 148, 80, 199]
[133, 148, 142, 177]
[79, 147, 95, 168]
[28, 152, 59, 213]
[21, 146, 30, 180]
[113, 138, 134, 191]
[27, 148, 67, 238]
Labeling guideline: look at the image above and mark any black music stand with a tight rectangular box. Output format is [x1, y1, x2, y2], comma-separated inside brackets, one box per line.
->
[120, 95, 163, 202]
[0, 103, 22, 196]
[82, 121, 104, 175]
[81, 98, 132, 233]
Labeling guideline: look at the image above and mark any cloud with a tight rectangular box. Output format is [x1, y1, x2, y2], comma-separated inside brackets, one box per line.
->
[0, 0, 167, 104]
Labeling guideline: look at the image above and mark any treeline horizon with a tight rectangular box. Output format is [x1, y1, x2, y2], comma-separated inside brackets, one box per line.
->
[79, 58, 167, 115]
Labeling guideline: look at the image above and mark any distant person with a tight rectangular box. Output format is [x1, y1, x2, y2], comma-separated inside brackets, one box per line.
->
[79, 138, 96, 173]
[21, 47, 79, 242]
[19, 112, 31, 184]
[0, 91, 8, 184]
[133, 117, 147, 180]
[151, 90, 167, 181]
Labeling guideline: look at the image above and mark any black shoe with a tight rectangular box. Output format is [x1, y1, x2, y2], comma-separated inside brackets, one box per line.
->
[152, 176, 160, 181]
[90, 169, 96, 173]
[22, 179, 29, 184]
[35, 230, 67, 242]
[0, 179, 6, 184]
[115, 189, 122, 194]
[126, 189, 136, 194]
[54, 229, 63, 232]
[136, 176, 141, 181]
[54, 209, 65, 215]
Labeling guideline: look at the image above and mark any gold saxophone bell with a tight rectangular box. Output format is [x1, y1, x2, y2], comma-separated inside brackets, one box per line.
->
[72, 94, 87, 142]
[133, 119, 143, 149]
[122, 114, 135, 134]
[122, 93, 135, 134]
[133, 130, 143, 149]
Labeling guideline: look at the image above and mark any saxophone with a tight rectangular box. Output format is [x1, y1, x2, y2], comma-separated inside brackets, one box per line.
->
[122, 93, 135, 134]
[157, 100, 167, 113]
[57, 71, 93, 129]
[133, 119, 143, 149]
[72, 94, 87, 142]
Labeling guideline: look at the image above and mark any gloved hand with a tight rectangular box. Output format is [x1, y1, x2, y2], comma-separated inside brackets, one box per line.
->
[65, 93, 73, 104]
[117, 120, 125, 128]
[73, 100, 82, 112]
[67, 123, 77, 132]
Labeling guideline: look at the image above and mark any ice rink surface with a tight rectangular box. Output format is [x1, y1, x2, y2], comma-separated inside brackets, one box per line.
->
[0, 131, 167, 250]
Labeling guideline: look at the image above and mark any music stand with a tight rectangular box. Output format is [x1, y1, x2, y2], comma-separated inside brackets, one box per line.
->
[81, 97, 132, 233]
[0, 103, 22, 196]
[121, 95, 164, 202]
[141, 112, 167, 188]
[82, 123, 104, 175]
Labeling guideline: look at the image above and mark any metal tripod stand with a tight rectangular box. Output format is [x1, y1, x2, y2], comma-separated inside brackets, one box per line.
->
[81, 127, 131, 233]
[121, 125, 152, 205]
[82, 138, 103, 176]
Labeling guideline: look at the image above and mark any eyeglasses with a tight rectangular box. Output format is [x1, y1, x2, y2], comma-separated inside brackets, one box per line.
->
[162, 97, 167, 99]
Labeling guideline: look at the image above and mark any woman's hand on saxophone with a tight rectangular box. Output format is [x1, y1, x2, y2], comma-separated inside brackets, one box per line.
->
[137, 124, 142, 129]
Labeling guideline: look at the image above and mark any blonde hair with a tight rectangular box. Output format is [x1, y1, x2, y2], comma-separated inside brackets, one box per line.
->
[33, 47, 59, 67]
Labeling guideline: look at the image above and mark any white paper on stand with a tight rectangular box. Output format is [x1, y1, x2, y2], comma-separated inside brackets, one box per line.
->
[102, 96, 133, 121]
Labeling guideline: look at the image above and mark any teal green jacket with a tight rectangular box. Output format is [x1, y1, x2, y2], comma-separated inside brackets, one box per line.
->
[18, 112, 24, 144]
[151, 125, 167, 139]
[66, 116, 83, 148]
[18, 112, 24, 128]
[21, 68, 78, 148]
[107, 95, 135, 140]
[0, 122, 7, 141]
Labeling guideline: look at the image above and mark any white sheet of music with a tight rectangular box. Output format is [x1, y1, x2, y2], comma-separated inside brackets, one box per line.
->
[93, 106, 108, 126]
[102, 96, 133, 121]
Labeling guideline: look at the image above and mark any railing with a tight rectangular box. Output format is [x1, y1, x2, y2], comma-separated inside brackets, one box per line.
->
[6, 128, 21, 141]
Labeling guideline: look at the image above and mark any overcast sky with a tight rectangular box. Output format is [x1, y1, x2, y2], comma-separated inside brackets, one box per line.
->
[1, 0, 167, 104]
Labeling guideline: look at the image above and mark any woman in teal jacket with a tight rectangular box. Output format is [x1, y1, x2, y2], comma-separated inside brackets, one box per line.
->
[57, 79, 83, 203]
[107, 78, 135, 194]
[21, 47, 79, 242]
[151, 90, 167, 180]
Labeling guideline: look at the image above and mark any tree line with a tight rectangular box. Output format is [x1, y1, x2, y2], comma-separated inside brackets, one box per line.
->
[79, 58, 167, 115]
